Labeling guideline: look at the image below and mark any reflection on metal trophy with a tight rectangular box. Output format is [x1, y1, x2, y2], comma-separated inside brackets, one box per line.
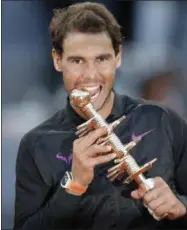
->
[70, 89, 160, 220]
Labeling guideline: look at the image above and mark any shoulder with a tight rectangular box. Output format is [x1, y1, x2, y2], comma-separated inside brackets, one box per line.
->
[129, 95, 177, 119]
[140, 99, 186, 126]
[131, 97, 187, 145]
[116, 93, 186, 128]
[123, 94, 169, 117]
[124, 95, 187, 133]
[18, 108, 67, 153]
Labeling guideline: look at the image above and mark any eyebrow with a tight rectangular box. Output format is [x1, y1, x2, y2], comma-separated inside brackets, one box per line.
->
[97, 53, 113, 59]
[67, 53, 113, 61]
[67, 56, 84, 61]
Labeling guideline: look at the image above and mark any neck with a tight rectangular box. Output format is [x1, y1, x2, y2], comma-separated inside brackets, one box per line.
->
[71, 91, 115, 120]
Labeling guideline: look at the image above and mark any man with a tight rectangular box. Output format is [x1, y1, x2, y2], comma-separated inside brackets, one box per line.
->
[14, 2, 187, 229]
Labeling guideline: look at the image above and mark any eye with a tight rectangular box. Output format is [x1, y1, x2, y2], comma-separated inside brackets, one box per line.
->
[71, 59, 83, 64]
[98, 57, 106, 62]
[97, 56, 109, 63]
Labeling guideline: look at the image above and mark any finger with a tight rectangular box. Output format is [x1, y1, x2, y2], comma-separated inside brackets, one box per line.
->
[143, 188, 163, 207]
[153, 203, 170, 218]
[131, 189, 141, 199]
[86, 144, 112, 157]
[91, 153, 116, 166]
[131, 186, 146, 199]
[148, 196, 165, 211]
[81, 127, 108, 147]
[131, 181, 151, 199]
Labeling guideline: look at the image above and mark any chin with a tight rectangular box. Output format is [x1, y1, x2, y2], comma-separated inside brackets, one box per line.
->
[93, 92, 111, 111]
[93, 101, 105, 111]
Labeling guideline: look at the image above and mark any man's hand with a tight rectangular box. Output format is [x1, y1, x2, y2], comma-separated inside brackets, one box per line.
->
[131, 177, 186, 220]
[71, 127, 116, 188]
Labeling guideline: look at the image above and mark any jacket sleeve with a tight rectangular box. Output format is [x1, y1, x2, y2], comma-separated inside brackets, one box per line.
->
[14, 136, 83, 230]
[164, 109, 187, 227]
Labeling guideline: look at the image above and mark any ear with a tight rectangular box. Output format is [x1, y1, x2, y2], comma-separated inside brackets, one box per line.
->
[52, 49, 63, 72]
[116, 45, 122, 69]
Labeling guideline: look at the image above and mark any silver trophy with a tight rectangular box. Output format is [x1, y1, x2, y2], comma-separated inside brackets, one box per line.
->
[70, 89, 161, 220]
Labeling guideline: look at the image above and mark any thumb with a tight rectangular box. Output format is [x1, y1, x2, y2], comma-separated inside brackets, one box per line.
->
[131, 185, 146, 199]
[131, 189, 141, 199]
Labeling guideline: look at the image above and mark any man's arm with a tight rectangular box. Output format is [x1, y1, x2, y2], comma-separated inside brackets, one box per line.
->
[168, 109, 187, 227]
[14, 138, 144, 230]
[130, 109, 187, 228]
[14, 136, 83, 230]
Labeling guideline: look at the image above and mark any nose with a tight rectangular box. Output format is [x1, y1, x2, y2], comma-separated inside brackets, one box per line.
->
[84, 62, 97, 80]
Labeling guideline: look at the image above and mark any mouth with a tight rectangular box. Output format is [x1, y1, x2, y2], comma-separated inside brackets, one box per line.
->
[82, 85, 102, 102]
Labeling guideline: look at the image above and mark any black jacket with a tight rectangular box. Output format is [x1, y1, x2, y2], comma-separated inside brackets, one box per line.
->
[14, 93, 187, 230]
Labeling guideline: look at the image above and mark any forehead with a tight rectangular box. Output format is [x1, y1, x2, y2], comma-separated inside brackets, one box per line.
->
[63, 32, 114, 57]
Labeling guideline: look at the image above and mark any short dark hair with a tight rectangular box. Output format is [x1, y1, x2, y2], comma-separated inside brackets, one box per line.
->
[49, 2, 123, 55]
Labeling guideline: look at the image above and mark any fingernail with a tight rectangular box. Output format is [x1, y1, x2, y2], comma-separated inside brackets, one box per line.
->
[106, 145, 112, 151]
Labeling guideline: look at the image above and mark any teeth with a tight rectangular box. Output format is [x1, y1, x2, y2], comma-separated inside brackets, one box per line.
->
[85, 86, 100, 90]
[84, 86, 100, 96]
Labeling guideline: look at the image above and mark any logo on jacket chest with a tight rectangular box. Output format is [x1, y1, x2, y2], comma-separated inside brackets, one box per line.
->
[131, 129, 154, 142]
[56, 152, 73, 165]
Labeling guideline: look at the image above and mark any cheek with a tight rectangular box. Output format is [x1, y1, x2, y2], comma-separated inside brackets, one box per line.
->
[62, 67, 82, 92]
[100, 65, 116, 83]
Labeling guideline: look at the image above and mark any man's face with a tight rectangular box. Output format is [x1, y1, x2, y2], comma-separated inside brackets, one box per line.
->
[53, 32, 122, 111]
